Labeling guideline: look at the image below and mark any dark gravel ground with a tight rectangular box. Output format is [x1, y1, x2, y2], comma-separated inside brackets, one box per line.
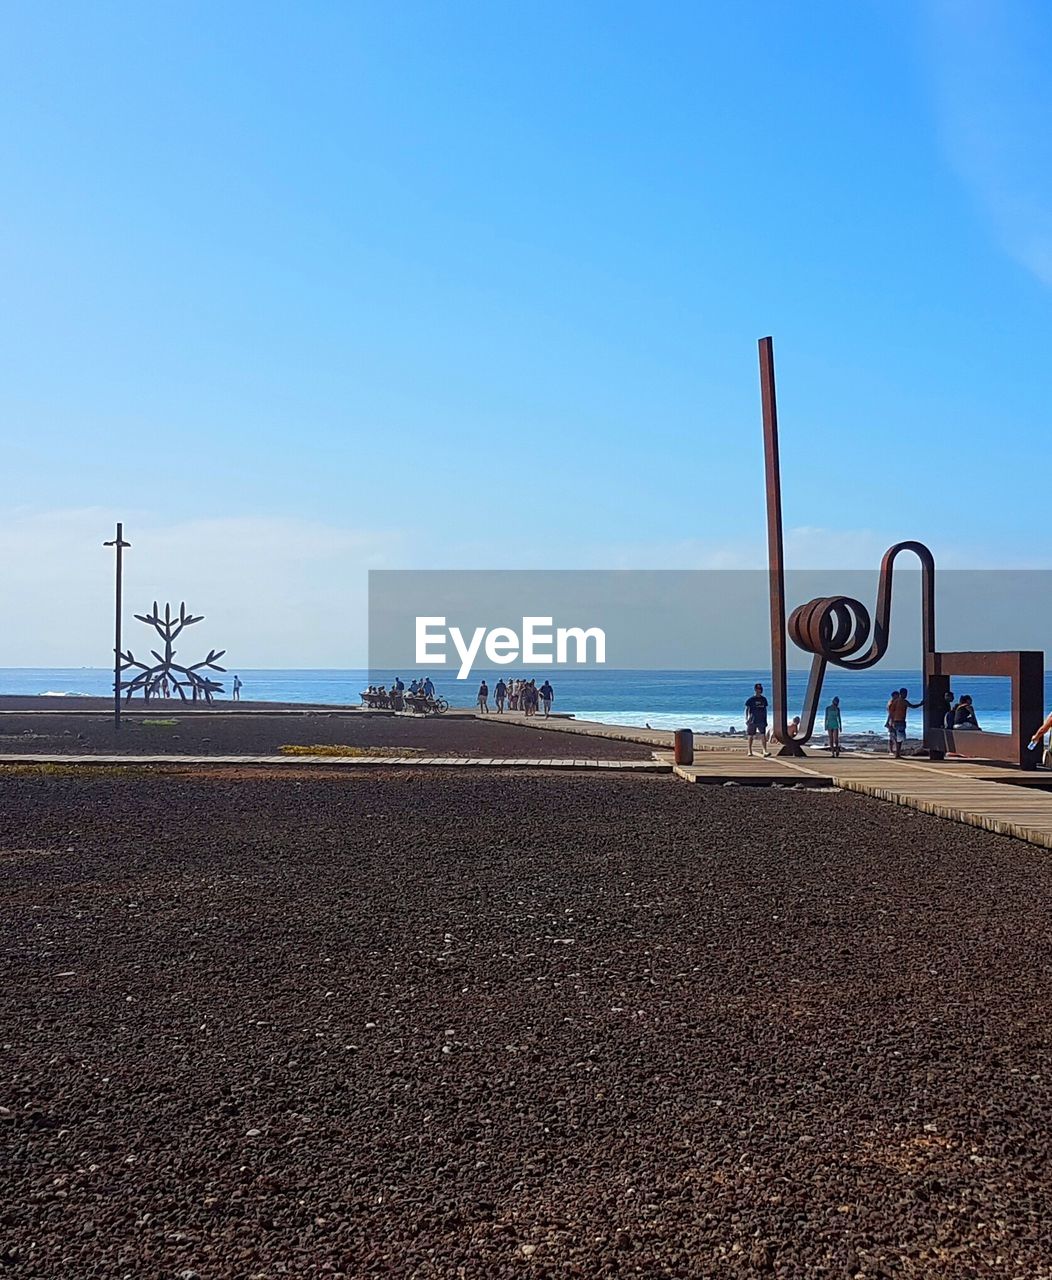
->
[3, 769, 1052, 1279]
[0, 707, 649, 760]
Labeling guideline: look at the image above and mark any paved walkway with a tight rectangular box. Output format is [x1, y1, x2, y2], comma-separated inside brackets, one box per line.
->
[470, 711, 736, 752]
[674, 750, 1052, 849]
[0, 754, 671, 773]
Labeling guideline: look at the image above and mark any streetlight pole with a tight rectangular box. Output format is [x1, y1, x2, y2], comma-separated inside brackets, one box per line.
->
[103, 522, 131, 732]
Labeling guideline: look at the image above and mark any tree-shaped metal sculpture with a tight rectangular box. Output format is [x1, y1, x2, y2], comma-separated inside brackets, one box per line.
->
[118, 601, 226, 702]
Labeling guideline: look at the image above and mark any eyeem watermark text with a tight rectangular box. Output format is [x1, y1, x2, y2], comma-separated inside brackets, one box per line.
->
[416, 616, 606, 679]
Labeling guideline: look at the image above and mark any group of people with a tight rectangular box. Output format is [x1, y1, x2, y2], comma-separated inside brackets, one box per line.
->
[884, 687, 922, 758]
[364, 676, 437, 699]
[743, 682, 844, 756]
[743, 679, 987, 761]
[886, 687, 981, 758]
[939, 691, 980, 731]
[141, 672, 242, 702]
[477, 677, 555, 716]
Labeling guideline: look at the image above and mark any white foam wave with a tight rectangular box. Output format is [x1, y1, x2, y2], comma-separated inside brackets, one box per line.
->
[575, 711, 746, 733]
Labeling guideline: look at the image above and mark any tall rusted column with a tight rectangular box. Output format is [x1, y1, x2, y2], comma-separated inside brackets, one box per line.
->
[758, 337, 790, 746]
[103, 522, 130, 732]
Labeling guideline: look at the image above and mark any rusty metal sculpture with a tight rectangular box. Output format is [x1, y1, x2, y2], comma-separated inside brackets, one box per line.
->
[118, 601, 226, 702]
[759, 336, 1042, 767]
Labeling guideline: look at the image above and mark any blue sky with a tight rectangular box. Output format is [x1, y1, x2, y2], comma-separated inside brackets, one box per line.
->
[2, 1, 1052, 663]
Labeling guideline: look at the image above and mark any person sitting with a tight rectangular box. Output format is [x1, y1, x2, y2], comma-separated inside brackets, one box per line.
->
[953, 694, 979, 730]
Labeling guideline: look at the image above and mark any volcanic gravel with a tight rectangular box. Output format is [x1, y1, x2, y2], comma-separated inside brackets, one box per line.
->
[0, 706, 649, 760]
[3, 770, 1052, 1278]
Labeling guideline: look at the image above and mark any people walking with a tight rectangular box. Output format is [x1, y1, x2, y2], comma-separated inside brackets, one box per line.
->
[539, 679, 554, 717]
[745, 683, 770, 757]
[232, 674, 242, 702]
[494, 678, 506, 712]
[824, 695, 842, 757]
[477, 679, 489, 713]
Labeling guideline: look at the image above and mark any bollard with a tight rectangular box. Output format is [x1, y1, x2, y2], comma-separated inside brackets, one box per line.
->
[673, 727, 694, 765]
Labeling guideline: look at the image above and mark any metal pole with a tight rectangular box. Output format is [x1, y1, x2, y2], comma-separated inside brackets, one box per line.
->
[103, 523, 130, 733]
[758, 336, 791, 747]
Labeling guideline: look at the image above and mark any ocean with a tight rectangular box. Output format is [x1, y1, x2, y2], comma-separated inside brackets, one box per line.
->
[0, 667, 1035, 736]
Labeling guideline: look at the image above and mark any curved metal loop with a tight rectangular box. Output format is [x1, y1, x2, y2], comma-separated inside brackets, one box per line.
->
[788, 595, 871, 663]
[787, 541, 935, 672]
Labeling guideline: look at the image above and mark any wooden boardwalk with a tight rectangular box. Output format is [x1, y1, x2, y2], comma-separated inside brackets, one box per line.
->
[674, 751, 1052, 849]
[0, 754, 672, 773]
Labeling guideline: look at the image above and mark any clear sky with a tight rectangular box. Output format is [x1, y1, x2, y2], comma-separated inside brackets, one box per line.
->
[3, 1, 1051, 664]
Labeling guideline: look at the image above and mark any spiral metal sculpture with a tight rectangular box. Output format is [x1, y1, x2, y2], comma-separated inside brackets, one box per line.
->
[784, 541, 935, 746]
[787, 542, 934, 671]
[760, 336, 1042, 766]
[760, 336, 935, 753]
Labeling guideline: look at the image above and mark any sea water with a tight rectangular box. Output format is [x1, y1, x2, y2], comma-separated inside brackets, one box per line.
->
[0, 667, 1034, 736]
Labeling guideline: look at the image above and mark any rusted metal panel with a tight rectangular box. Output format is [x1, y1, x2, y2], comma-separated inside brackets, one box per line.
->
[927, 650, 1044, 768]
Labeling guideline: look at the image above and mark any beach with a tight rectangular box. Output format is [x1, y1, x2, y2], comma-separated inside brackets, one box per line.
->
[4, 766, 1052, 1276]
[2, 668, 1028, 737]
